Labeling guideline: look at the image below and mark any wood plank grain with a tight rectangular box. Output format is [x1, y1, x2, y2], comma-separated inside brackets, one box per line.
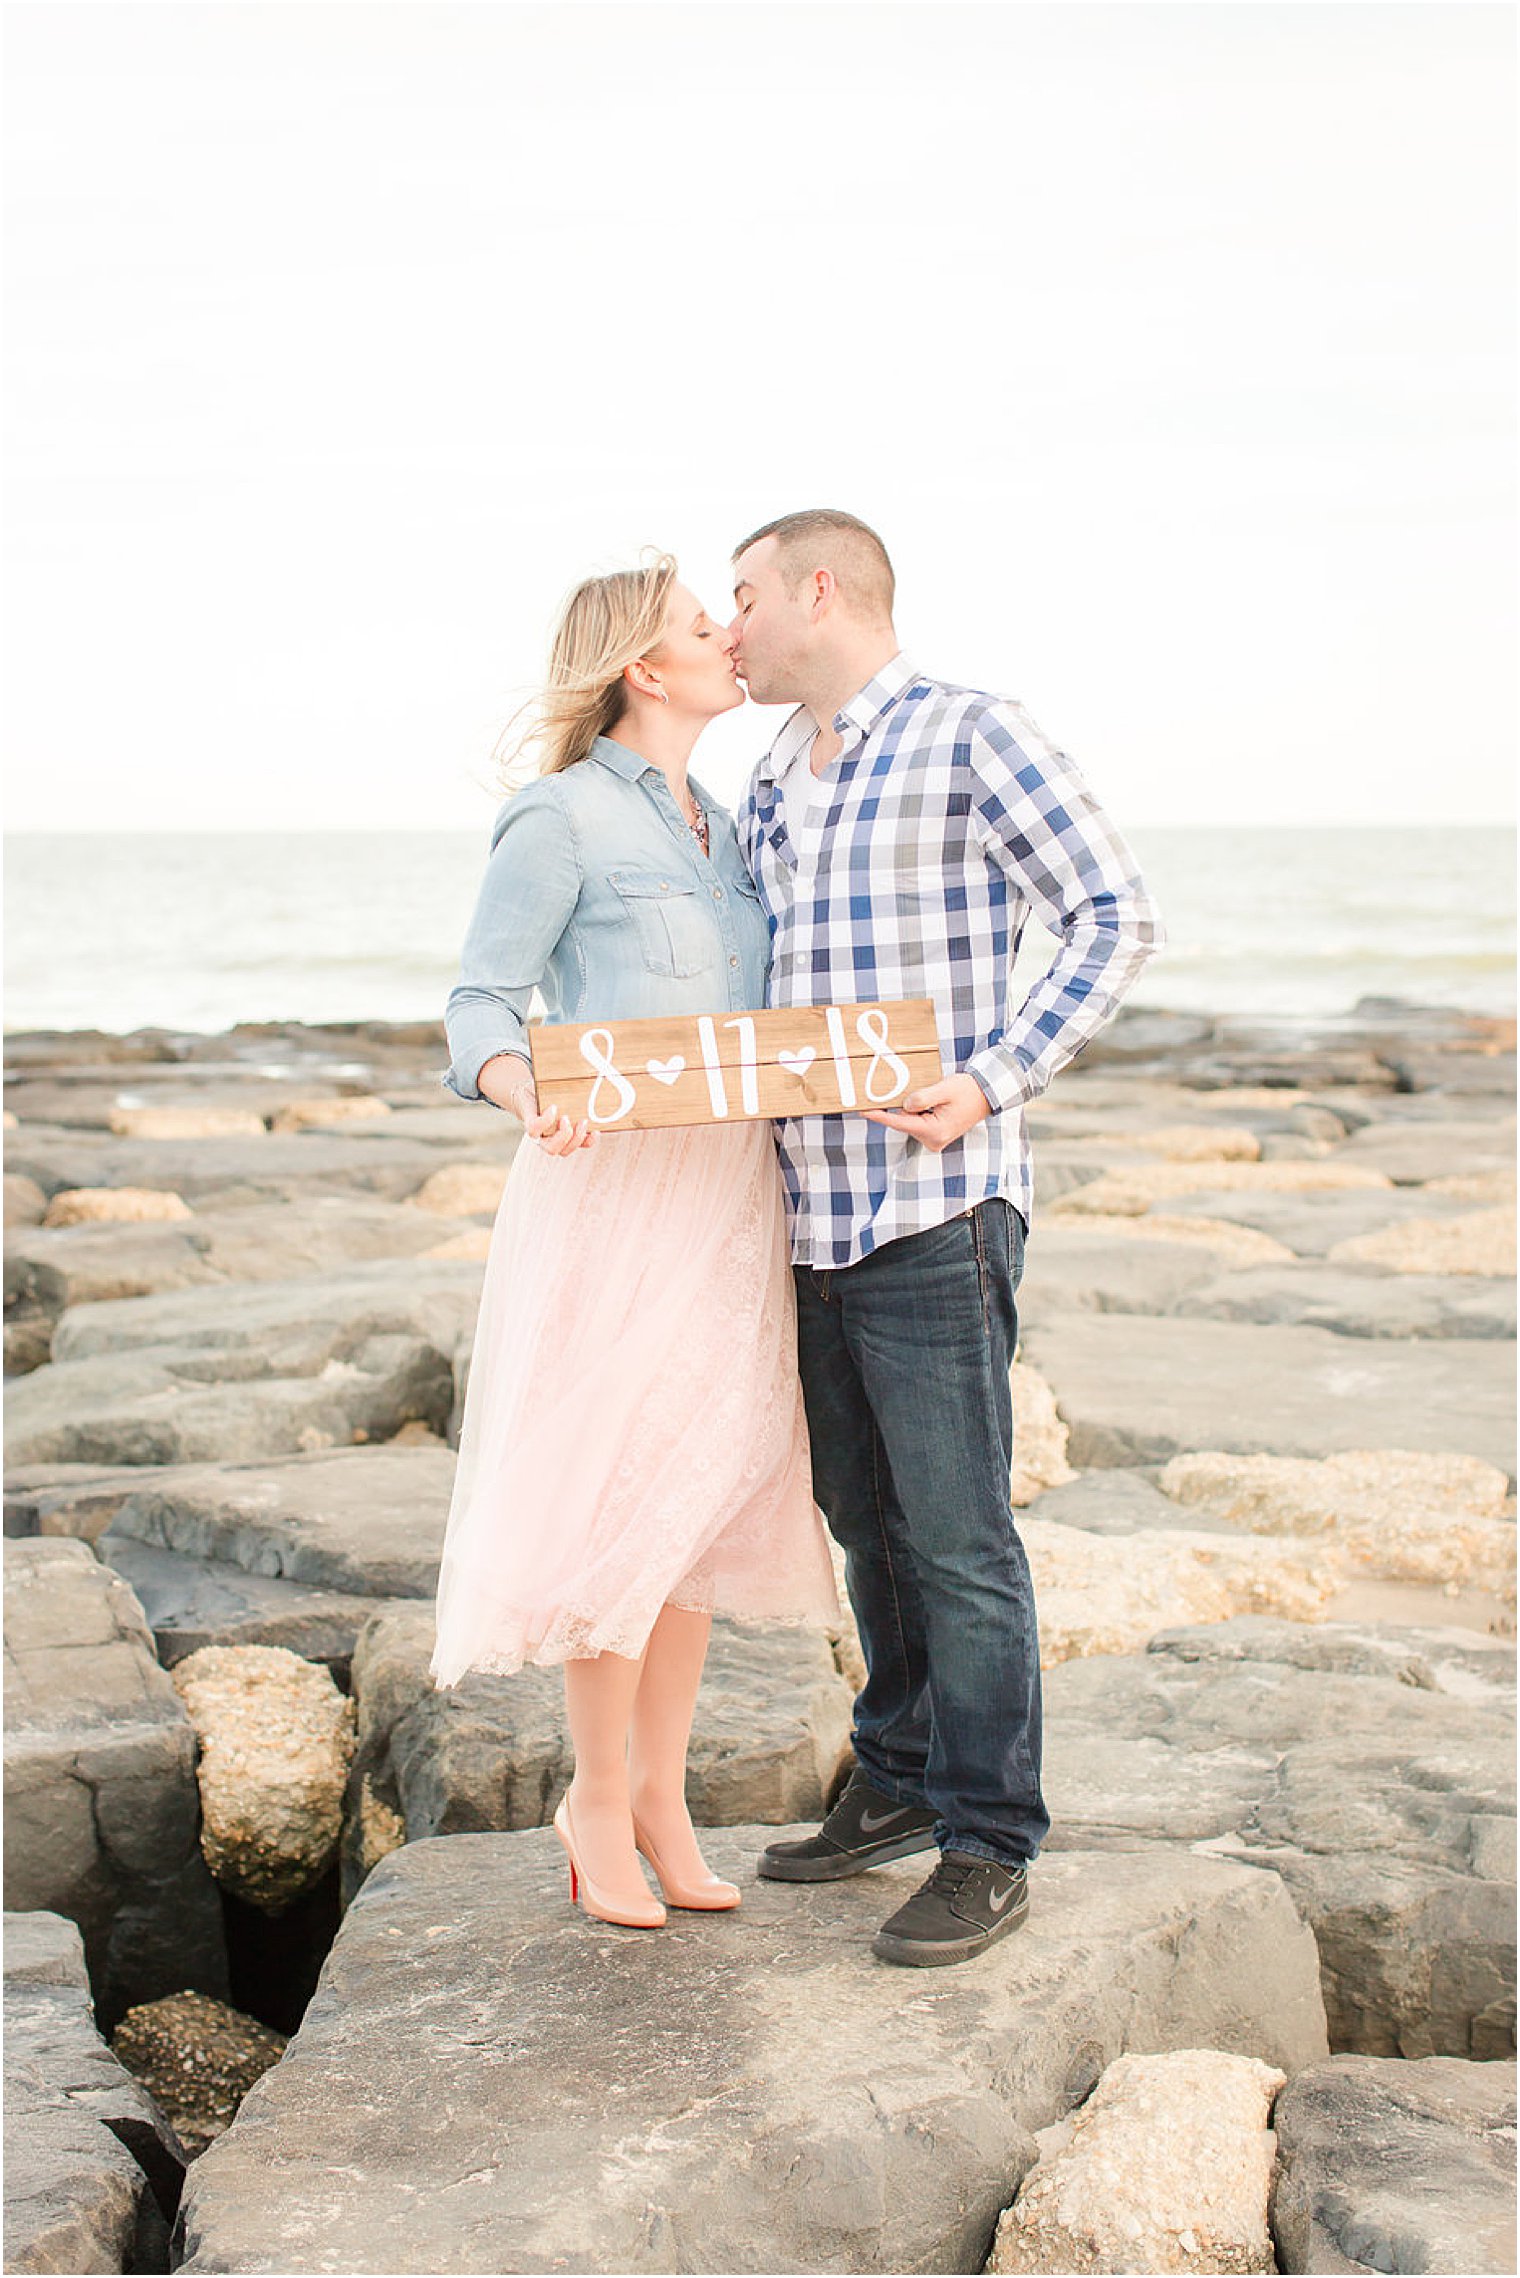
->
[529, 999, 943, 1131]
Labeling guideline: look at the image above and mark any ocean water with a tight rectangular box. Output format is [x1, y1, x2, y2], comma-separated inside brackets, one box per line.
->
[3, 826, 1514, 1040]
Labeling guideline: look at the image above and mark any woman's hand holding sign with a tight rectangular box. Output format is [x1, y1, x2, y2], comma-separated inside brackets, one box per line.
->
[480, 1052, 598, 1155]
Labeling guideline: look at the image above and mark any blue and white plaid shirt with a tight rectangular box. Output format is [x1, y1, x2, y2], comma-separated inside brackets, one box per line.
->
[738, 654, 1163, 1268]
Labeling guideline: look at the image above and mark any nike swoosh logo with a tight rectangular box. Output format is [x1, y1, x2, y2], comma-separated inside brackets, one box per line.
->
[857, 1805, 915, 1834]
[986, 1879, 1024, 1915]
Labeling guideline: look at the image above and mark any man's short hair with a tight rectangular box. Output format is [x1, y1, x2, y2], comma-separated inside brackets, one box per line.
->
[733, 508, 895, 622]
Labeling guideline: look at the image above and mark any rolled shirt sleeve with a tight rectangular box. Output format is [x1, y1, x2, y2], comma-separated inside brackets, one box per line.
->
[441, 782, 582, 1103]
[963, 702, 1164, 1113]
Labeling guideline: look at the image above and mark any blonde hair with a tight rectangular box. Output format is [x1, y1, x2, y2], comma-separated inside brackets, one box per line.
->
[495, 551, 678, 785]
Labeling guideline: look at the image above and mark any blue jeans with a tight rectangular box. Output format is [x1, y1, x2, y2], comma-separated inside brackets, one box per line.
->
[793, 1200, 1049, 1868]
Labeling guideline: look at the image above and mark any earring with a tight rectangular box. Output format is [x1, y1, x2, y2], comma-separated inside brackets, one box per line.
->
[655, 689, 669, 706]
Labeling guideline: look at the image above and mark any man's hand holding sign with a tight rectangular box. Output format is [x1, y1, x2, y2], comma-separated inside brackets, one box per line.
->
[857, 1069, 994, 1154]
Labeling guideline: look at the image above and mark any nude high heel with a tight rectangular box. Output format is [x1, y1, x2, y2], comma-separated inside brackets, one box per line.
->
[633, 1818, 741, 1911]
[553, 1798, 666, 1929]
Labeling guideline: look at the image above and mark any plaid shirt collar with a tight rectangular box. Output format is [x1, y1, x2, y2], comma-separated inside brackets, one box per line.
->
[757, 652, 921, 783]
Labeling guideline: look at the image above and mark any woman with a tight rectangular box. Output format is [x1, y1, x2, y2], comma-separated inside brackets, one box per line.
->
[432, 552, 838, 1930]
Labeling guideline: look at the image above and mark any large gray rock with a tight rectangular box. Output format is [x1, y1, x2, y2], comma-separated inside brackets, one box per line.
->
[2, 1129, 491, 1208]
[5, 1195, 483, 1371]
[1061, 1007, 1220, 1066]
[1044, 1619, 1516, 2060]
[1271, 2054, 1517, 2274]
[48, 1255, 482, 1364]
[5, 1262, 480, 1466]
[187, 1014, 448, 1064]
[1073, 997, 1510, 1095]
[4, 1345, 456, 1470]
[1172, 1263, 1517, 1340]
[5, 1230, 215, 1330]
[1013, 1149, 1110, 1206]
[1332, 1118, 1517, 1185]
[3, 1032, 184, 1071]
[174, 1835, 1327, 2276]
[1086, 1032, 1399, 1093]
[5, 1076, 365, 1131]
[1020, 1469, 1237, 1536]
[1, 1019, 432, 1082]
[334, 1106, 509, 1144]
[344, 1605, 854, 1899]
[1020, 1313, 1517, 1476]
[1159, 1188, 1475, 1258]
[4, 1462, 151, 1544]
[1380, 1047, 1518, 1098]
[1027, 1081, 1348, 1142]
[97, 1532, 392, 1677]
[1016, 1228, 1222, 1323]
[6, 1077, 483, 1142]
[1307, 1087, 1517, 1131]
[3, 1910, 186, 2276]
[5, 1171, 50, 1227]
[4, 1310, 52, 1378]
[3, 1539, 229, 2028]
[7, 1222, 224, 1376]
[101, 1446, 455, 1596]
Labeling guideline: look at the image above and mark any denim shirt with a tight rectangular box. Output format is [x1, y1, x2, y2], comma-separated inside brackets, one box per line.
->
[442, 735, 772, 1101]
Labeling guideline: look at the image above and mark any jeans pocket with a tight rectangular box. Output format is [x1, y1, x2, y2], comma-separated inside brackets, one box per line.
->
[887, 1212, 976, 1271]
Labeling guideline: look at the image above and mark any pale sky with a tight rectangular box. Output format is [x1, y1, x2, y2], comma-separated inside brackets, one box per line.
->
[3, 1, 1514, 832]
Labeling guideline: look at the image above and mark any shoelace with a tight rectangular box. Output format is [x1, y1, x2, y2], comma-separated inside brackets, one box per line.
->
[921, 1854, 980, 1900]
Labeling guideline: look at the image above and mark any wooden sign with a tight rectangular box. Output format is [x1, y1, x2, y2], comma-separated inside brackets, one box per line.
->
[529, 999, 944, 1132]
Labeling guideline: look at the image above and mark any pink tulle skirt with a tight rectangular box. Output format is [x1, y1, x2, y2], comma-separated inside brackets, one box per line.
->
[429, 1119, 839, 1686]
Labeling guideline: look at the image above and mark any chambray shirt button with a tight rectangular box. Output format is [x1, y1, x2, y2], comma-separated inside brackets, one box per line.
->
[729, 955, 739, 968]
[712, 887, 723, 901]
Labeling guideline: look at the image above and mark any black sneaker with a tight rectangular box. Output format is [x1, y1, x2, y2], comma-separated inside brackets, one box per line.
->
[757, 1774, 939, 1882]
[871, 1850, 1029, 1967]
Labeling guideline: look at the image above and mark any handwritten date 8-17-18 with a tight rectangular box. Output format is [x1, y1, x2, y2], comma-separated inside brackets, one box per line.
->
[528, 998, 945, 1133]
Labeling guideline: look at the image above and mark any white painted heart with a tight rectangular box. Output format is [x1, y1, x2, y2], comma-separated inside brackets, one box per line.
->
[777, 1046, 817, 1077]
[646, 1056, 686, 1085]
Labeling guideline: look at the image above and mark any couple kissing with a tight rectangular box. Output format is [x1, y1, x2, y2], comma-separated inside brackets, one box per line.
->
[432, 508, 1162, 1967]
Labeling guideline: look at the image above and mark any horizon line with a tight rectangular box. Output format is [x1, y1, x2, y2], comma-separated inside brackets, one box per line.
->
[5, 819, 1517, 840]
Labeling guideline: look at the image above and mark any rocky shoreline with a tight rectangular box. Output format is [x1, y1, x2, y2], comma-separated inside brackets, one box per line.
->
[3, 997, 1515, 2274]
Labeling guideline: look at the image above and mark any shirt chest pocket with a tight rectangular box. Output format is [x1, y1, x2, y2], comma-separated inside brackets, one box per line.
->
[607, 868, 716, 980]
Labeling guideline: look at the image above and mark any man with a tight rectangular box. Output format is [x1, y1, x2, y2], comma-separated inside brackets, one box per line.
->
[730, 509, 1162, 1968]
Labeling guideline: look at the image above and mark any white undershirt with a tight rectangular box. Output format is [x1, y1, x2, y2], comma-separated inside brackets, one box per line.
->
[782, 732, 835, 858]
